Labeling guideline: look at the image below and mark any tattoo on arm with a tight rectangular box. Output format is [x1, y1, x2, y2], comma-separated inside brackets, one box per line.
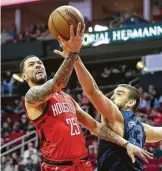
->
[25, 52, 77, 104]
[52, 52, 77, 89]
[98, 125, 126, 147]
[25, 80, 53, 104]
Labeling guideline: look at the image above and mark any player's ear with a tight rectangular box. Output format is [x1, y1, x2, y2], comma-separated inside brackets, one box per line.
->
[22, 73, 28, 81]
[128, 99, 136, 108]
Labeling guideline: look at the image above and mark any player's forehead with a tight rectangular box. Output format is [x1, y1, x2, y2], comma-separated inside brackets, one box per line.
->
[114, 86, 130, 94]
[24, 57, 43, 67]
[25, 57, 41, 64]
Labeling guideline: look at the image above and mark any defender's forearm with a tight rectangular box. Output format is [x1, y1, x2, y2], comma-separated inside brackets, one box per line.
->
[148, 127, 162, 143]
[74, 57, 99, 95]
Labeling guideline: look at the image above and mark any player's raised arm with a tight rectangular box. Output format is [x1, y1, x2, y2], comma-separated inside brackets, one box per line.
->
[54, 43, 122, 123]
[25, 23, 84, 106]
[73, 100, 153, 163]
[75, 58, 123, 122]
[142, 123, 162, 143]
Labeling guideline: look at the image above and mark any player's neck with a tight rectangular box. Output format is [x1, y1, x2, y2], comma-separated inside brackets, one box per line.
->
[28, 81, 41, 88]
[121, 107, 132, 111]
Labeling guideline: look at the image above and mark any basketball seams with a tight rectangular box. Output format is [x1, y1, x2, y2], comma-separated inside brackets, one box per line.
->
[67, 8, 84, 25]
[67, 8, 84, 31]
[56, 10, 72, 26]
[51, 13, 65, 39]
[68, 8, 84, 25]
[57, 8, 83, 27]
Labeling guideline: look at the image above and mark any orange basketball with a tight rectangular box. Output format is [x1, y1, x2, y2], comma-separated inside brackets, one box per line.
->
[48, 6, 84, 40]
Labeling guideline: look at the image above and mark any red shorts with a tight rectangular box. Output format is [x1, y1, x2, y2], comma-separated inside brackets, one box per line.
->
[41, 160, 93, 171]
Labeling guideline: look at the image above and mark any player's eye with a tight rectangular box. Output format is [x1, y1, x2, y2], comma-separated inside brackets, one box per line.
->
[38, 62, 43, 65]
[29, 63, 33, 67]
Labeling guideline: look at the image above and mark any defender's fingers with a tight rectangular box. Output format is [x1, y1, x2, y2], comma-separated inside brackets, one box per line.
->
[129, 153, 136, 163]
[76, 22, 81, 37]
[70, 25, 74, 40]
[81, 24, 86, 36]
[58, 36, 67, 46]
[142, 151, 153, 159]
[54, 50, 63, 56]
[142, 150, 153, 157]
[137, 153, 148, 163]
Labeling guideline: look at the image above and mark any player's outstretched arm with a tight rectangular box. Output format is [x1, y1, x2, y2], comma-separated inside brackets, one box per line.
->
[54, 37, 122, 123]
[142, 123, 162, 143]
[25, 23, 84, 106]
[74, 100, 153, 163]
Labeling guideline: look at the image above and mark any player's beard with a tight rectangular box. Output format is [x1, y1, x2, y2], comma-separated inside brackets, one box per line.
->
[115, 103, 125, 110]
[112, 100, 127, 110]
[31, 74, 47, 85]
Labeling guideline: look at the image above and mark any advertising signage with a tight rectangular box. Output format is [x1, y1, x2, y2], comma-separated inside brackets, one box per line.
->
[82, 23, 162, 47]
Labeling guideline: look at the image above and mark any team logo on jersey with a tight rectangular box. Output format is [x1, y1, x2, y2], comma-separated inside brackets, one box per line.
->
[128, 121, 136, 128]
[51, 102, 76, 116]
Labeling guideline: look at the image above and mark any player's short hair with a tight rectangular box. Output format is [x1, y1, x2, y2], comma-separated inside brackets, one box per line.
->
[118, 84, 141, 111]
[20, 55, 37, 76]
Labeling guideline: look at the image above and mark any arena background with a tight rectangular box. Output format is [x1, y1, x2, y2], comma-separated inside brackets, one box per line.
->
[1, 0, 162, 170]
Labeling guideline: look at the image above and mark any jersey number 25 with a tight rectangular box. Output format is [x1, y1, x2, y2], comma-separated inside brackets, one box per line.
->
[66, 118, 80, 136]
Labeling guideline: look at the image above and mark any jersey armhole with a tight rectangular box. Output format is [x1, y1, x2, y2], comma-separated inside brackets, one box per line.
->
[24, 101, 49, 122]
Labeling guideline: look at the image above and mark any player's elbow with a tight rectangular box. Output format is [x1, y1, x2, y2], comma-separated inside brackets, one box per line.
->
[86, 88, 100, 100]
[86, 121, 100, 136]
[92, 122, 102, 137]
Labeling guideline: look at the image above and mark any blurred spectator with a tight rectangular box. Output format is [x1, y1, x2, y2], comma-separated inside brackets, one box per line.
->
[27, 121, 35, 132]
[153, 2, 161, 16]
[5, 122, 24, 144]
[4, 158, 19, 171]
[22, 143, 37, 165]
[76, 93, 82, 106]
[64, 88, 73, 97]
[159, 95, 162, 107]
[2, 122, 13, 135]
[6, 117, 13, 128]
[14, 98, 25, 115]
[11, 152, 21, 164]
[23, 157, 40, 171]
[138, 92, 149, 110]
[154, 141, 162, 159]
[20, 115, 29, 132]
[1, 28, 13, 44]
[1, 72, 15, 96]
[101, 67, 111, 78]
[1, 156, 7, 171]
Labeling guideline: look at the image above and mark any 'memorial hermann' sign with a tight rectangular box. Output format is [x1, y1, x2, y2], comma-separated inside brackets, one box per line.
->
[82, 23, 162, 47]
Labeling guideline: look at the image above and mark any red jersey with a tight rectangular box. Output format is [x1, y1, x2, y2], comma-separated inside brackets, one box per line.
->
[25, 91, 88, 161]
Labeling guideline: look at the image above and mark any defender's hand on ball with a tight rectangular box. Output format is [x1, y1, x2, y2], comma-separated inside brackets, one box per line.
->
[54, 22, 85, 57]
[126, 143, 153, 163]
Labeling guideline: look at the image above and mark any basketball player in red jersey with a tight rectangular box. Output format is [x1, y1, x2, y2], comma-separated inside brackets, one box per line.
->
[21, 23, 152, 171]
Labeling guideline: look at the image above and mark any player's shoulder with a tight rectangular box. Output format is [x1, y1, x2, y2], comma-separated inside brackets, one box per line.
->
[60, 90, 72, 98]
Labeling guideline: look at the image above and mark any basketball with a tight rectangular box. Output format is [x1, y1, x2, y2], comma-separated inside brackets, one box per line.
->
[48, 6, 84, 40]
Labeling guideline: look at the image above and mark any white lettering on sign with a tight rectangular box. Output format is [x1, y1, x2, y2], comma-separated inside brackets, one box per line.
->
[82, 25, 162, 47]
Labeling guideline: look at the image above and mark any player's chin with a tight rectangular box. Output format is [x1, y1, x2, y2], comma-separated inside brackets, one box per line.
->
[35, 77, 46, 84]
